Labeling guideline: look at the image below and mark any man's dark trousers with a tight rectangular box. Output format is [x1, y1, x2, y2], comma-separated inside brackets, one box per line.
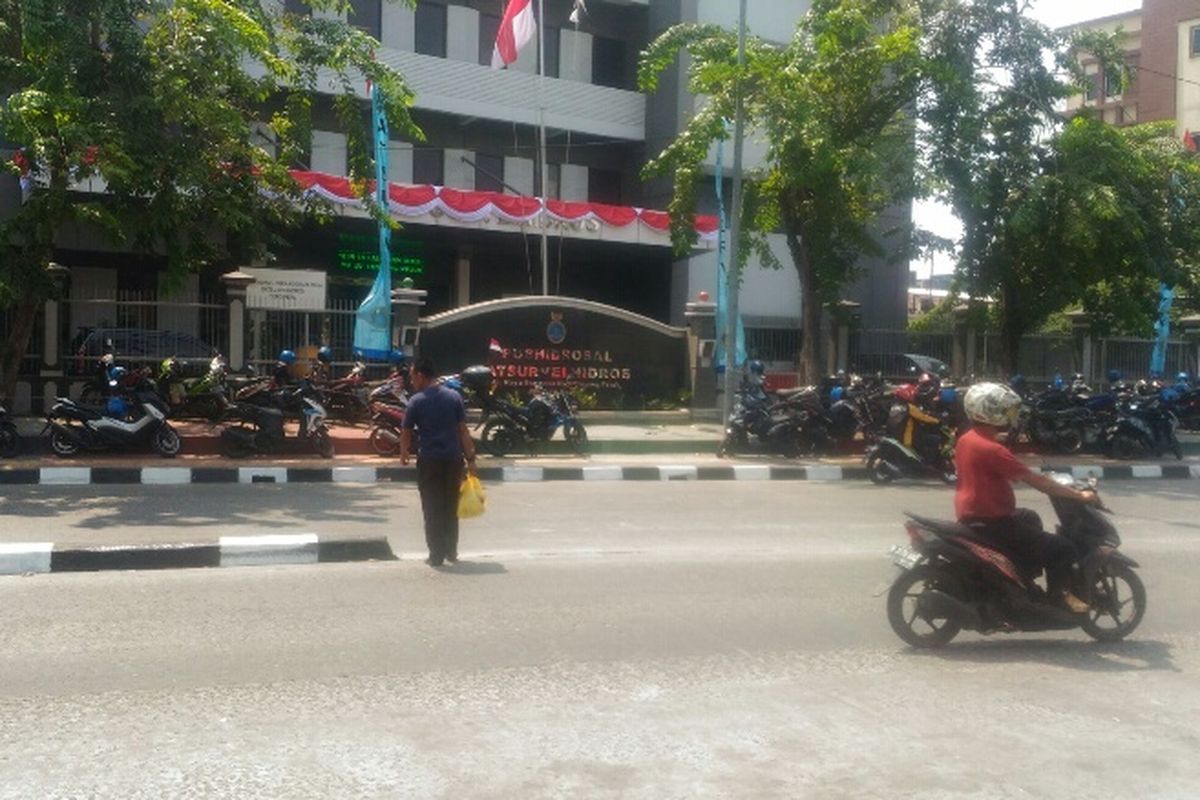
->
[417, 458, 462, 564]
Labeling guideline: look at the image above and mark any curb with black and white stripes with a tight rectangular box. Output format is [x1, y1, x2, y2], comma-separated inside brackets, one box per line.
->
[0, 534, 395, 576]
[3, 462, 1200, 486]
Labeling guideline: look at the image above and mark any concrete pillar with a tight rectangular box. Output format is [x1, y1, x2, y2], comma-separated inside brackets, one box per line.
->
[446, 6, 480, 63]
[951, 306, 970, 379]
[1065, 309, 1092, 381]
[965, 327, 977, 377]
[391, 282, 428, 358]
[42, 299, 59, 372]
[381, 1, 415, 50]
[829, 300, 860, 374]
[454, 249, 471, 308]
[1180, 316, 1200, 378]
[684, 295, 718, 411]
[220, 270, 257, 371]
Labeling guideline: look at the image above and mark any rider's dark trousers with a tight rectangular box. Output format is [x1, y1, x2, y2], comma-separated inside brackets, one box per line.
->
[417, 458, 462, 564]
[964, 508, 1079, 595]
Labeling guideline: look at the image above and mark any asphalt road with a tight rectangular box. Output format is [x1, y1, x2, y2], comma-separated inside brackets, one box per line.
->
[2, 481, 1200, 798]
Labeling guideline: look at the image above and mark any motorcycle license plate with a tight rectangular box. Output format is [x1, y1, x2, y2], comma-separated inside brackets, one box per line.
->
[889, 544, 922, 570]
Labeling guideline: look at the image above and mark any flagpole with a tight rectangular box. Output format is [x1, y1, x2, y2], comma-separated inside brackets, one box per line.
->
[537, 0, 550, 296]
[721, 0, 747, 422]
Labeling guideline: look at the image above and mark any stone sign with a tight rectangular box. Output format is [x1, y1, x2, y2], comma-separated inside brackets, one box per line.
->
[419, 297, 689, 408]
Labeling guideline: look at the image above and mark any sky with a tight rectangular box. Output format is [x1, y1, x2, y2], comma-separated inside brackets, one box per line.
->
[913, 0, 1143, 277]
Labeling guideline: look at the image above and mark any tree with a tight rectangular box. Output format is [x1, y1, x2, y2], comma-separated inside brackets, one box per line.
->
[638, 0, 924, 382]
[918, 0, 1197, 371]
[0, 0, 419, 402]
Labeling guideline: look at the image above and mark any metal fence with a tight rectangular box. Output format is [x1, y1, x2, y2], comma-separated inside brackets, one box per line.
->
[245, 298, 361, 371]
[744, 327, 802, 367]
[849, 329, 954, 366]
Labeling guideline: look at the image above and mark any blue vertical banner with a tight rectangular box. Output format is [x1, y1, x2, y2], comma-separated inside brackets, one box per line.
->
[353, 84, 393, 359]
[713, 130, 747, 373]
[1150, 282, 1174, 378]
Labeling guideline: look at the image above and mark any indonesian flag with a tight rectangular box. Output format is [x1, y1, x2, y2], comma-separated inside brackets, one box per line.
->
[1185, 130, 1198, 152]
[491, 0, 537, 70]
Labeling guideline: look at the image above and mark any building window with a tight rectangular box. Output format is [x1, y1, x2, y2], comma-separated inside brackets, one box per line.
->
[544, 163, 561, 199]
[474, 153, 505, 193]
[1192, 25, 1200, 57]
[348, 0, 381, 39]
[413, 148, 444, 185]
[415, 1, 447, 58]
[1084, 72, 1098, 103]
[592, 35, 627, 89]
[1104, 66, 1122, 99]
[479, 13, 500, 66]
[588, 167, 622, 205]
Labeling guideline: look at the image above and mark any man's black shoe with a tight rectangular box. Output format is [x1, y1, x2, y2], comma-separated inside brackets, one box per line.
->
[445, 555, 459, 564]
[424, 557, 444, 567]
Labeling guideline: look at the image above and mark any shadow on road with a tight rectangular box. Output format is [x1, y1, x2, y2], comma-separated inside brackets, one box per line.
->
[908, 637, 1178, 673]
[437, 560, 508, 576]
[0, 485, 407, 530]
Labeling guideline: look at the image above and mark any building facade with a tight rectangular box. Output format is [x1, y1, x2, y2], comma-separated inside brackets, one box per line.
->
[1065, 1, 1200, 143]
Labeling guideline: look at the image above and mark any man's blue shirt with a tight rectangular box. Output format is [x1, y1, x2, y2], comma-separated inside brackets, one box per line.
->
[402, 384, 465, 460]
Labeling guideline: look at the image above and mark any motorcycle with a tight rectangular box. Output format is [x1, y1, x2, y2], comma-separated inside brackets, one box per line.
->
[885, 475, 1146, 647]
[219, 383, 334, 458]
[44, 392, 181, 457]
[158, 355, 229, 421]
[366, 380, 408, 457]
[865, 424, 957, 484]
[314, 361, 371, 426]
[1103, 395, 1182, 460]
[0, 404, 19, 458]
[479, 390, 588, 457]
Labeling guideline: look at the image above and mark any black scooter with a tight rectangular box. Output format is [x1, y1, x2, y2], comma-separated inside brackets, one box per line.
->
[45, 392, 181, 457]
[219, 384, 333, 458]
[0, 404, 19, 458]
[864, 412, 956, 485]
[886, 475, 1145, 647]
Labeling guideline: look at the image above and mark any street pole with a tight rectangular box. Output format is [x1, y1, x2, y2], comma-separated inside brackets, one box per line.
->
[721, 0, 748, 422]
[538, 0, 550, 295]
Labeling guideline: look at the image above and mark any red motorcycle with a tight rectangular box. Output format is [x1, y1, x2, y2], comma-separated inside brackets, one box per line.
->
[366, 379, 407, 456]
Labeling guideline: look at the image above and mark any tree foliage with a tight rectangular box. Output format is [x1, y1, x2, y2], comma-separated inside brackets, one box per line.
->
[0, 0, 418, 399]
[639, 0, 924, 382]
[919, 0, 1200, 370]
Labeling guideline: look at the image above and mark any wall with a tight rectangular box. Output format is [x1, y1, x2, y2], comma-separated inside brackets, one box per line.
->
[1176, 16, 1200, 135]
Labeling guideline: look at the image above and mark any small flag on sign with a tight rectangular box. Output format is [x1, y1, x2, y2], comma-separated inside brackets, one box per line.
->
[569, 0, 587, 26]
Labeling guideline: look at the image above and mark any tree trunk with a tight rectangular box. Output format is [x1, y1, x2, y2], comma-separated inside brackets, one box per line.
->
[0, 300, 40, 407]
[784, 224, 822, 385]
[1000, 281, 1022, 377]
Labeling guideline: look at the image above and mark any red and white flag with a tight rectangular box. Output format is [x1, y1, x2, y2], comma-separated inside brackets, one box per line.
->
[491, 0, 537, 70]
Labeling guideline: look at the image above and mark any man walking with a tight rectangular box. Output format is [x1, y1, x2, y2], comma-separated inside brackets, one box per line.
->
[400, 358, 477, 567]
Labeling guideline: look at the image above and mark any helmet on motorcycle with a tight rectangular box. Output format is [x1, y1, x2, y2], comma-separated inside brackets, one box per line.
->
[277, 349, 297, 365]
[1107, 368, 1123, 383]
[106, 396, 128, 418]
[1176, 371, 1191, 385]
[830, 386, 845, 402]
[963, 382, 1022, 428]
[939, 387, 958, 407]
[1161, 387, 1181, 403]
[388, 349, 407, 365]
[107, 366, 128, 386]
[747, 360, 765, 376]
[317, 346, 333, 364]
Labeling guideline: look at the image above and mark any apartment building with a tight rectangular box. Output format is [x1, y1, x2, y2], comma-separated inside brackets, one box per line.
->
[1065, 0, 1200, 145]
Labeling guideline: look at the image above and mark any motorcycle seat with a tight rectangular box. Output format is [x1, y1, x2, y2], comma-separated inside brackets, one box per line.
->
[904, 512, 976, 539]
[54, 400, 105, 421]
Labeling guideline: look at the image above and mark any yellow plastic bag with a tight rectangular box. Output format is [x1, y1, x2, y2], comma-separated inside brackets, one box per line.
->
[457, 474, 486, 519]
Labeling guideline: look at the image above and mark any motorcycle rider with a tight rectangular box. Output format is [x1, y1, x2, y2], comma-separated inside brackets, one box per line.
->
[957, 382, 1100, 614]
[901, 373, 944, 464]
[273, 349, 297, 389]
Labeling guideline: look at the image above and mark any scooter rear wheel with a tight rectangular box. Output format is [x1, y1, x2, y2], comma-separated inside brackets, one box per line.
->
[311, 429, 335, 459]
[50, 428, 81, 458]
[867, 455, 896, 485]
[886, 565, 962, 648]
[369, 426, 400, 457]
[563, 421, 588, 456]
[219, 429, 253, 459]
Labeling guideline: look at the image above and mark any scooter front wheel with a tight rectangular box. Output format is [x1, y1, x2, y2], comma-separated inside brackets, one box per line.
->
[311, 429, 335, 459]
[219, 428, 253, 459]
[152, 424, 182, 458]
[867, 455, 896, 485]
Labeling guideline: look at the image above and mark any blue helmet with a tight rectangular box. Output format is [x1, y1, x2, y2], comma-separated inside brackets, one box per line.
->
[278, 349, 296, 365]
[1107, 369, 1123, 383]
[388, 350, 407, 365]
[317, 346, 333, 364]
[107, 366, 128, 386]
[1177, 372, 1191, 385]
[1161, 387, 1181, 403]
[106, 396, 128, 417]
[830, 386, 845, 402]
[940, 387, 958, 406]
[748, 360, 765, 376]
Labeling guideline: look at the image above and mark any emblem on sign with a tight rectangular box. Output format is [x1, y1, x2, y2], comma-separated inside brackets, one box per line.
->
[547, 312, 567, 345]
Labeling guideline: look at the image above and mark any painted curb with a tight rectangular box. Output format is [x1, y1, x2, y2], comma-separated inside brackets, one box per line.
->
[0, 535, 396, 576]
[2, 463, 1197, 486]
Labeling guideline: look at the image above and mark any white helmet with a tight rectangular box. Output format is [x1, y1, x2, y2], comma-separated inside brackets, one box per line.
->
[963, 382, 1022, 427]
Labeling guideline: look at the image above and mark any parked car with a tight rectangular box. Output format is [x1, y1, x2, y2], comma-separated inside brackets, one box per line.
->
[68, 327, 218, 377]
[851, 352, 951, 382]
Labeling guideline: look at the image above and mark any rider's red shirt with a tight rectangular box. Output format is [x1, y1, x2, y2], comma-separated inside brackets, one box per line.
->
[954, 428, 1032, 521]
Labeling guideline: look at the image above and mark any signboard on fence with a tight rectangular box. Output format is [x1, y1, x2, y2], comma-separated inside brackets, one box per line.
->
[418, 297, 689, 408]
[245, 268, 327, 311]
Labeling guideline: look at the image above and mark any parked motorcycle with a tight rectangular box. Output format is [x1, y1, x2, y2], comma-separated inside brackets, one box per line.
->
[158, 355, 229, 421]
[885, 475, 1145, 647]
[1103, 395, 1182, 460]
[366, 380, 408, 457]
[478, 389, 588, 457]
[315, 361, 371, 426]
[219, 383, 333, 458]
[44, 392, 181, 457]
[0, 404, 19, 458]
[864, 423, 957, 484]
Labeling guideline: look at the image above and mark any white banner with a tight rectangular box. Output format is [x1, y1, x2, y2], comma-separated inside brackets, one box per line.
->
[245, 268, 327, 311]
